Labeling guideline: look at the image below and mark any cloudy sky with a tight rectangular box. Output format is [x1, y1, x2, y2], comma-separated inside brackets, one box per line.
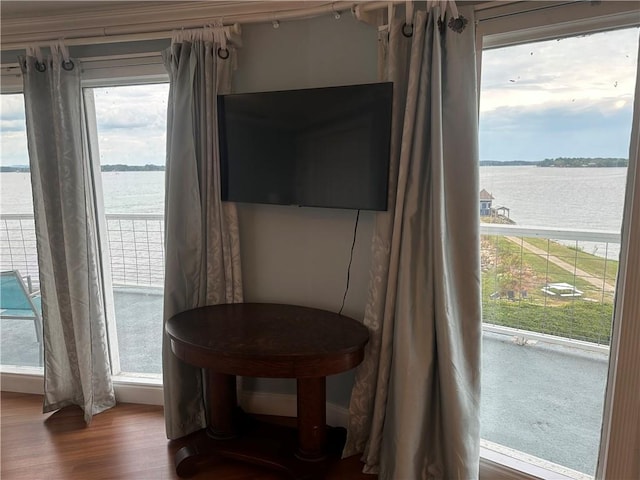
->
[480, 26, 639, 162]
[0, 83, 169, 167]
[1, 26, 639, 166]
[91, 85, 169, 166]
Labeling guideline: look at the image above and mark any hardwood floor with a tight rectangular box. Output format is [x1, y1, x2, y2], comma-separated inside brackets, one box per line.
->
[1, 392, 374, 480]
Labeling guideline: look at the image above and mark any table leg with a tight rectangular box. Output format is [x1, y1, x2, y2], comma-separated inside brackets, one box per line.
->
[175, 371, 238, 477]
[296, 377, 327, 461]
[204, 370, 238, 439]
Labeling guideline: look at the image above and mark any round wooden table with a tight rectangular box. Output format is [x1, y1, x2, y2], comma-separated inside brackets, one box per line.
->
[166, 303, 369, 479]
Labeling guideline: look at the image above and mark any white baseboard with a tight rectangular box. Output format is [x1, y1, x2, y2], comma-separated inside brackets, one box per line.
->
[1, 370, 350, 427]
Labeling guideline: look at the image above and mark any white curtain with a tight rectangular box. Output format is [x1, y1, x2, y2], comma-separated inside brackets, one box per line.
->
[21, 47, 116, 423]
[344, 7, 482, 479]
[162, 31, 243, 439]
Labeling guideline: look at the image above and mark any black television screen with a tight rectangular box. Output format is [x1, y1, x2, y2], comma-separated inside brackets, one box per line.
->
[217, 82, 393, 211]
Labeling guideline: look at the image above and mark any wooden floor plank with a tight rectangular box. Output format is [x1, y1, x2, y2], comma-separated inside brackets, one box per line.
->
[0, 392, 374, 480]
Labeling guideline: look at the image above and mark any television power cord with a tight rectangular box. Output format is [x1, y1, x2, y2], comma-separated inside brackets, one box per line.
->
[338, 209, 360, 316]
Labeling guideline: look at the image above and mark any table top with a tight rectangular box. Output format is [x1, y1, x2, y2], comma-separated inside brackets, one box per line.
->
[166, 303, 370, 378]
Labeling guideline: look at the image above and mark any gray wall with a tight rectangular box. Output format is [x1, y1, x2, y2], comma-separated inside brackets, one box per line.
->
[232, 14, 378, 406]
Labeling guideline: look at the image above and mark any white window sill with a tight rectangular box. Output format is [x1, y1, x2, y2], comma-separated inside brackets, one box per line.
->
[481, 441, 592, 480]
[1, 368, 164, 405]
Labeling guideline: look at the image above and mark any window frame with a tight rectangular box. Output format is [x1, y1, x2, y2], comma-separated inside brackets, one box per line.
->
[82, 78, 169, 379]
[475, 2, 640, 479]
[0, 53, 170, 392]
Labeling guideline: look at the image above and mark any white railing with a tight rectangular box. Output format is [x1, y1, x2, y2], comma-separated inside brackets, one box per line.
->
[1, 215, 621, 347]
[0, 213, 165, 288]
[0, 214, 39, 284]
[104, 214, 164, 287]
[480, 223, 620, 243]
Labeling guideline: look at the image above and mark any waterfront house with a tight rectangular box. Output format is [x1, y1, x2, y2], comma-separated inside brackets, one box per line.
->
[480, 188, 494, 216]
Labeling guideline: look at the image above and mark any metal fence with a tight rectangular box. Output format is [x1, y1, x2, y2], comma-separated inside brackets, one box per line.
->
[0, 214, 39, 285]
[105, 214, 165, 287]
[1, 213, 165, 289]
[480, 223, 620, 348]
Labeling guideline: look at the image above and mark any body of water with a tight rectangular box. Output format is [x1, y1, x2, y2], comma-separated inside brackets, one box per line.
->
[1, 166, 628, 230]
[0, 171, 166, 215]
[480, 166, 627, 232]
[1, 171, 167, 286]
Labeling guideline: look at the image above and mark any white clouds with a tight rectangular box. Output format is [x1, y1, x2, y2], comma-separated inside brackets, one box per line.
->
[93, 85, 168, 131]
[0, 94, 25, 118]
[0, 130, 28, 165]
[0, 94, 28, 165]
[480, 27, 639, 115]
[0, 119, 27, 133]
[479, 26, 639, 162]
[97, 133, 167, 165]
[92, 83, 169, 165]
[0, 84, 170, 166]
[614, 99, 628, 109]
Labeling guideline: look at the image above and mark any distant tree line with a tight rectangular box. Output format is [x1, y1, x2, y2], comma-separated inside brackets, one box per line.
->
[480, 157, 628, 168]
[1, 164, 165, 173]
[480, 161, 539, 166]
[101, 164, 165, 171]
[0, 166, 30, 172]
[538, 157, 628, 168]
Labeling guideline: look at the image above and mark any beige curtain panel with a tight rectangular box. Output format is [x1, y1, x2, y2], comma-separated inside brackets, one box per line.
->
[345, 6, 482, 479]
[21, 47, 116, 423]
[161, 31, 244, 440]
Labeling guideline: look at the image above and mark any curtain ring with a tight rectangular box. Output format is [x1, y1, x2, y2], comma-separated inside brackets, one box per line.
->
[448, 15, 468, 34]
[331, 3, 341, 19]
[35, 61, 47, 72]
[217, 47, 230, 59]
[402, 23, 413, 37]
[62, 59, 74, 71]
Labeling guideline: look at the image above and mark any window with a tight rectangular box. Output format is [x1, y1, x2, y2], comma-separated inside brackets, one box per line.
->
[0, 93, 43, 368]
[0, 55, 169, 382]
[477, 3, 639, 479]
[88, 83, 169, 377]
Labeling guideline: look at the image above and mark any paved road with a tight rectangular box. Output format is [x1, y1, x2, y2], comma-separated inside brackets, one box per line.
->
[505, 236, 616, 293]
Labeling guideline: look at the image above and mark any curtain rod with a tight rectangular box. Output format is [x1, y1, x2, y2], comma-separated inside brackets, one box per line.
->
[1, 1, 391, 51]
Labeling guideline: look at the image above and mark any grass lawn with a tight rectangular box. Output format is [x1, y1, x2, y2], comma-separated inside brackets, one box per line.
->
[482, 299, 613, 345]
[481, 234, 616, 346]
[524, 237, 619, 286]
[482, 236, 601, 297]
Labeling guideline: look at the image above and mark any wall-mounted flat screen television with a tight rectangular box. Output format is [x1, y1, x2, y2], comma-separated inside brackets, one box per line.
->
[217, 82, 393, 211]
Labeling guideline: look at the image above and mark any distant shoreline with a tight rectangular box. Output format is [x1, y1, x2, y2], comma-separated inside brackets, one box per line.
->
[1, 158, 628, 172]
[481, 157, 627, 168]
[0, 164, 165, 173]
